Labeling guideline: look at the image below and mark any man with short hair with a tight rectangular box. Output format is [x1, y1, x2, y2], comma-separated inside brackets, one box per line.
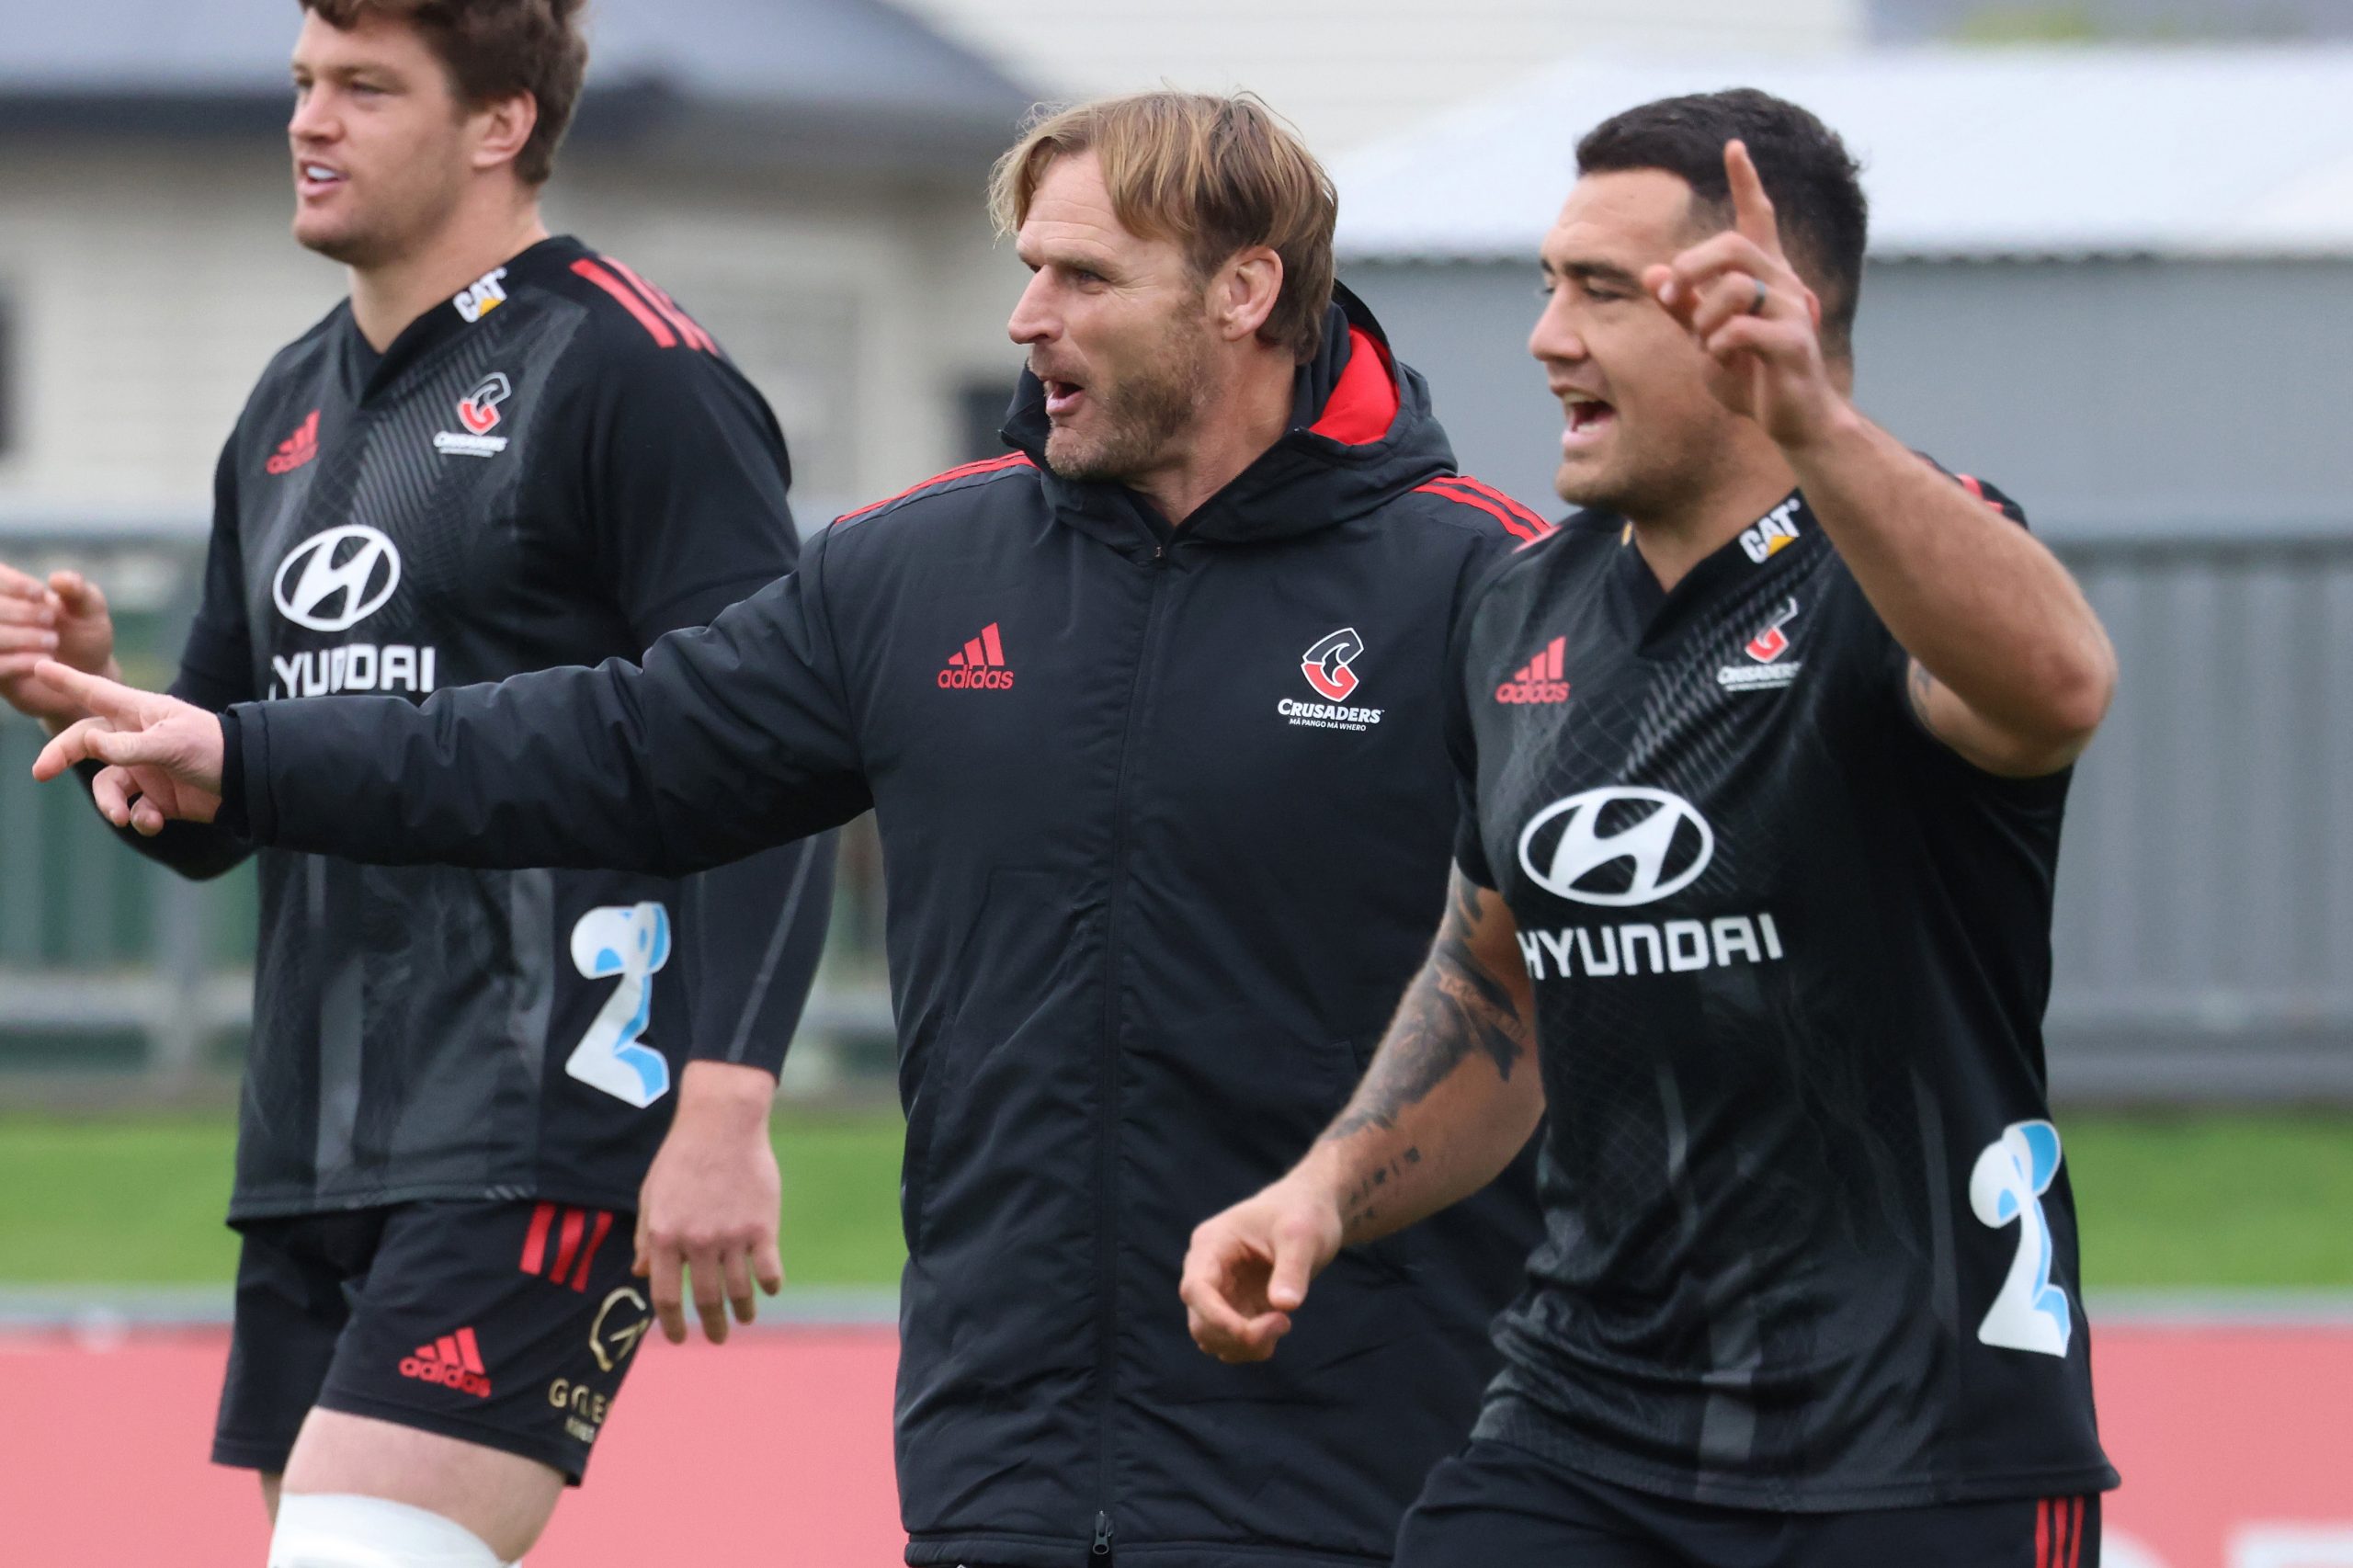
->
[1181, 88, 2122, 1566]
[32, 90, 1547, 1568]
[0, 3, 833, 1563]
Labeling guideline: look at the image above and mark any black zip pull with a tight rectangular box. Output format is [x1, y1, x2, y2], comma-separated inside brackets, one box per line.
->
[1092, 1510, 1115, 1557]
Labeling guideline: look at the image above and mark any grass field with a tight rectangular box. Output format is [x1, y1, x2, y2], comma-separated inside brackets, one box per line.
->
[0, 1104, 904, 1288]
[1, 1107, 2347, 1290]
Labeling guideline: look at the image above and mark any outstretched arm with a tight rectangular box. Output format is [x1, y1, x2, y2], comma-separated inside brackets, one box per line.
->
[1180, 872, 1543, 1362]
[1650, 140, 2115, 777]
[31, 559, 871, 878]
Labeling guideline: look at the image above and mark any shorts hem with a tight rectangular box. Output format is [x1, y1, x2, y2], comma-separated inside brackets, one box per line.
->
[310, 1389, 591, 1485]
[228, 1184, 642, 1226]
[211, 1433, 299, 1474]
[904, 1533, 1389, 1566]
[1476, 1426, 2120, 1512]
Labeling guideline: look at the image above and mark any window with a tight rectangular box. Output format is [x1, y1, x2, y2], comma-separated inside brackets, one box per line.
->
[959, 378, 1021, 463]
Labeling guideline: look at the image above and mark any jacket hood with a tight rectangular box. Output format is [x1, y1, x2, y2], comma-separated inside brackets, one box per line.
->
[1001, 281, 1457, 544]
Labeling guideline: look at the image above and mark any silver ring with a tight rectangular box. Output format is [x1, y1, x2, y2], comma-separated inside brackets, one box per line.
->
[1747, 278, 1769, 316]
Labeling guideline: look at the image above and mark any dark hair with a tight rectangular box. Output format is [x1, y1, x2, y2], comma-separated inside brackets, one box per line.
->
[1577, 88, 1868, 359]
[300, 0, 588, 186]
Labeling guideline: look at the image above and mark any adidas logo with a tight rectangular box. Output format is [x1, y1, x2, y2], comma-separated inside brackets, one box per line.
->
[1495, 636, 1570, 704]
[399, 1326, 493, 1399]
[266, 410, 320, 476]
[938, 622, 1015, 690]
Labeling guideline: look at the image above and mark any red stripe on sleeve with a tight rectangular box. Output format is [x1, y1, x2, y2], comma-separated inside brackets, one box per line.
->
[1415, 479, 1541, 542]
[570, 259, 677, 347]
[551, 1207, 588, 1282]
[520, 1202, 555, 1276]
[835, 454, 1034, 525]
[600, 256, 719, 355]
[569, 1210, 616, 1292]
[1442, 474, 1554, 536]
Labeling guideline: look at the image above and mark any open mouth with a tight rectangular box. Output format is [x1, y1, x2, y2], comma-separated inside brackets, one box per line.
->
[1042, 379, 1086, 419]
[1562, 398, 1616, 451]
[296, 161, 347, 198]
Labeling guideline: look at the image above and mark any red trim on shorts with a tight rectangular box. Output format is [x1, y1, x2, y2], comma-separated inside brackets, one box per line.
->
[569, 1210, 616, 1292]
[520, 1202, 555, 1276]
[551, 1208, 588, 1282]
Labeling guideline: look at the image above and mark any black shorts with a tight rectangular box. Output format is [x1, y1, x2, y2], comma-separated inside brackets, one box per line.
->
[212, 1199, 652, 1483]
[1396, 1439, 2102, 1568]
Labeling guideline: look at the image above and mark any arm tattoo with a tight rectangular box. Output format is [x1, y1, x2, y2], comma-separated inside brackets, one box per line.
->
[1336, 1147, 1422, 1233]
[1324, 877, 1533, 1143]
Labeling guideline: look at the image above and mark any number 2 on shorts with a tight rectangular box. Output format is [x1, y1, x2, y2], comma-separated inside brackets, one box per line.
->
[566, 903, 673, 1108]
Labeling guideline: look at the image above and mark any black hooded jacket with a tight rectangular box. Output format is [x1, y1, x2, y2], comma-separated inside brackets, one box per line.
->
[220, 290, 1548, 1567]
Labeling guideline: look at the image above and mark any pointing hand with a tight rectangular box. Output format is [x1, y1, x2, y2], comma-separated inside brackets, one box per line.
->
[1644, 140, 1845, 449]
[28, 661, 226, 835]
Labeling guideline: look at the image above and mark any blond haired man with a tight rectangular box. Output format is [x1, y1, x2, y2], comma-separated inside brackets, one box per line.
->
[38, 92, 1543, 1567]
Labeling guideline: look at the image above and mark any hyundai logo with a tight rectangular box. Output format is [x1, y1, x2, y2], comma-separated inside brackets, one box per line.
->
[1518, 786, 1715, 906]
[273, 525, 402, 632]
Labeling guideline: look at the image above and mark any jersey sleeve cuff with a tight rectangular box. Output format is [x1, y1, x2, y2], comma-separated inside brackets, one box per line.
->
[218, 706, 260, 840]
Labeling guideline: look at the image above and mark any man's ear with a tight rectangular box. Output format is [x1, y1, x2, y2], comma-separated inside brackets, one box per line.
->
[1214, 245, 1284, 345]
[470, 90, 540, 175]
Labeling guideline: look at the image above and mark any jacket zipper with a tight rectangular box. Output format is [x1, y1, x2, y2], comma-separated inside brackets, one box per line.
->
[1090, 540, 1170, 1558]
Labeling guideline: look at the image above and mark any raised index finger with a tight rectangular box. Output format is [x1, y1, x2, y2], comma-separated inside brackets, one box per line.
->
[1724, 140, 1781, 256]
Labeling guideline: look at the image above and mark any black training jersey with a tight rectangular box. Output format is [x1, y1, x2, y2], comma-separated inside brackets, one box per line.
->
[158, 235, 831, 1221]
[1452, 486, 2118, 1511]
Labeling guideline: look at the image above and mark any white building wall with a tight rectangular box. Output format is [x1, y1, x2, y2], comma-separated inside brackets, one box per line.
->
[0, 139, 1028, 528]
[894, 0, 1864, 153]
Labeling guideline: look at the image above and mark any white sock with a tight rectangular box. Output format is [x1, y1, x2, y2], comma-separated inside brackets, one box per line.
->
[267, 1493, 515, 1568]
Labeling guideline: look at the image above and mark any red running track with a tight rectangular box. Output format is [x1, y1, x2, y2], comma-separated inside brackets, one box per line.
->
[0, 1324, 2347, 1566]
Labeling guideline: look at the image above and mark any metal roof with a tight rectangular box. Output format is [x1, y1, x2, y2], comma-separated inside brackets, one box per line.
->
[0, 0, 1036, 167]
[1333, 48, 2353, 262]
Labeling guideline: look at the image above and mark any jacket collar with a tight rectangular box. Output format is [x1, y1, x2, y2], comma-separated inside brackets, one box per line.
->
[1000, 281, 1456, 552]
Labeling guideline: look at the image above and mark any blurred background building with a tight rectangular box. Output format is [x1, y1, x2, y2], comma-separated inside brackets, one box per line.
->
[2, 0, 2348, 1103]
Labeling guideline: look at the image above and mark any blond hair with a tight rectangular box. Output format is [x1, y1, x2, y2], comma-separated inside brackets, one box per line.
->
[989, 91, 1339, 364]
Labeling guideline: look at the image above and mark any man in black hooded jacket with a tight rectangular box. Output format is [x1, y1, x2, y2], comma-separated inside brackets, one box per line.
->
[37, 91, 1546, 1568]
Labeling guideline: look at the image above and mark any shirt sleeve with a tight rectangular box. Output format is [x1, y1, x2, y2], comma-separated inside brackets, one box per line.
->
[1859, 464, 2071, 805]
[574, 342, 840, 1074]
[90, 437, 256, 881]
[1447, 547, 1502, 891]
[581, 338, 801, 641]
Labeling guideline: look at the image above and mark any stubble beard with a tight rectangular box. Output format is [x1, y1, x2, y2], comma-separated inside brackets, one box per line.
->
[1043, 313, 1212, 486]
[1556, 410, 1741, 527]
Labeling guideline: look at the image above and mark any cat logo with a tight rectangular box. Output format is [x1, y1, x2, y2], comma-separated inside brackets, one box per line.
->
[1738, 498, 1803, 563]
[588, 1286, 653, 1373]
[452, 266, 508, 324]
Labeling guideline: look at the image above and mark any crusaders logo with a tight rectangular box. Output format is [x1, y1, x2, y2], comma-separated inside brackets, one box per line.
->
[1301, 627, 1365, 702]
[1745, 597, 1800, 664]
[456, 372, 512, 435]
